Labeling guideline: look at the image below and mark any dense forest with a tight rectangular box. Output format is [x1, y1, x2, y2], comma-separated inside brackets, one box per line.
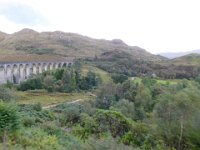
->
[0, 61, 199, 150]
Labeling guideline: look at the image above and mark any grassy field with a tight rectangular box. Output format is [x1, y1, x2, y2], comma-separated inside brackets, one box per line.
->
[82, 65, 112, 83]
[130, 77, 178, 85]
[16, 90, 94, 106]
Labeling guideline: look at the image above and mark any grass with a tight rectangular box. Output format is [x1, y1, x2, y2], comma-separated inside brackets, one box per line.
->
[82, 65, 112, 83]
[156, 79, 177, 85]
[16, 90, 94, 106]
[130, 77, 178, 85]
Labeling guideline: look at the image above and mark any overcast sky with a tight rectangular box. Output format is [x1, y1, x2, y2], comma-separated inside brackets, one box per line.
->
[0, 0, 200, 54]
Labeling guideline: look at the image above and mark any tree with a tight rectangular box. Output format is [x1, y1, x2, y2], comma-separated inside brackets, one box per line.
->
[153, 87, 200, 150]
[54, 68, 64, 80]
[111, 73, 128, 84]
[0, 86, 15, 102]
[19, 77, 43, 91]
[0, 102, 20, 150]
[94, 110, 131, 137]
[43, 75, 55, 92]
[135, 84, 152, 112]
[62, 69, 76, 92]
[96, 83, 118, 109]
[111, 99, 135, 120]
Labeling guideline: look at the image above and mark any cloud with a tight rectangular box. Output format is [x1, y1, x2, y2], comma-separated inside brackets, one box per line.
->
[0, 2, 47, 25]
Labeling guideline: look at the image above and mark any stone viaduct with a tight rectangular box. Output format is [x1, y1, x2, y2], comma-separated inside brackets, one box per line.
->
[0, 61, 73, 84]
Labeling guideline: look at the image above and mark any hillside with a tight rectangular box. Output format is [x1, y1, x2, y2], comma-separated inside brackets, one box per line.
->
[0, 28, 164, 61]
[0, 54, 72, 63]
[171, 53, 200, 65]
[160, 49, 200, 59]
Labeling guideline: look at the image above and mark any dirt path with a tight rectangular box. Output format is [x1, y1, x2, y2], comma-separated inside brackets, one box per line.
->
[42, 99, 83, 109]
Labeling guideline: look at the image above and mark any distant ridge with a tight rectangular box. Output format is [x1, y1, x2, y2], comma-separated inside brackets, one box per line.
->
[160, 49, 200, 59]
[171, 53, 200, 65]
[0, 28, 165, 62]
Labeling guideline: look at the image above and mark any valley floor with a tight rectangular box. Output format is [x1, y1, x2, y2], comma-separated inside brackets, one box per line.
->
[16, 90, 95, 106]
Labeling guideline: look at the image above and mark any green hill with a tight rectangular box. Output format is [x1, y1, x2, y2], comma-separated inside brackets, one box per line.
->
[171, 53, 200, 65]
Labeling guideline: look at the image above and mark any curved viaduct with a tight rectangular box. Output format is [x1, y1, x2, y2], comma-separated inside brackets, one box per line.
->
[0, 61, 73, 84]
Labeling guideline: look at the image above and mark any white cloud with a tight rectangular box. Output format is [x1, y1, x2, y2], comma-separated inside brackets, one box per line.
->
[0, 0, 200, 53]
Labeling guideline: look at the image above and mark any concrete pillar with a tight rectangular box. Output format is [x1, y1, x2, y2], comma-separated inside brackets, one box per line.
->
[50, 63, 53, 70]
[54, 63, 58, 69]
[0, 66, 6, 84]
[62, 63, 67, 68]
[6, 65, 13, 83]
[32, 64, 37, 74]
[58, 63, 62, 68]
[38, 64, 43, 74]
[43, 63, 47, 71]
[19, 64, 25, 83]
[25, 64, 30, 79]
[13, 64, 20, 84]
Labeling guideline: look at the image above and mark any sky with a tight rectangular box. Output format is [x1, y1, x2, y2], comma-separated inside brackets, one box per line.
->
[0, 0, 200, 54]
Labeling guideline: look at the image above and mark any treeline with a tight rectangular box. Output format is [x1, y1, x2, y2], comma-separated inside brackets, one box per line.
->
[18, 66, 101, 92]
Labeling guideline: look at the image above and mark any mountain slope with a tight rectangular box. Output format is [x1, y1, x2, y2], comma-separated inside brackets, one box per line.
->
[171, 53, 200, 65]
[160, 49, 200, 59]
[0, 28, 164, 61]
[0, 31, 7, 42]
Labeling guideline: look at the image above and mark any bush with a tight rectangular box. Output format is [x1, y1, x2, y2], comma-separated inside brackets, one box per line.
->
[53, 103, 85, 126]
[18, 77, 43, 91]
[22, 116, 36, 127]
[110, 99, 135, 120]
[94, 110, 131, 137]
[43, 75, 55, 92]
[0, 86, 15, 102]
[73, 113, 98, 140]
[17, 128, 61, 150]
[111, 73, 128, 83]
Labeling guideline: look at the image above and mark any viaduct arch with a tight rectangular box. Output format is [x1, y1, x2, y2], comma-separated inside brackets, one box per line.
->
[0, 61, 73, 84]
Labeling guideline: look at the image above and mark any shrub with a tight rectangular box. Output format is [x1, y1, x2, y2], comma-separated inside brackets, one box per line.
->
[110, 99, 135, 120]
[94, 110, 131, 137]
[53, 103, 85, 126]
[18, 77, 43, 91]
[111, 73, 128, 83]
[0, 86, 15, 102]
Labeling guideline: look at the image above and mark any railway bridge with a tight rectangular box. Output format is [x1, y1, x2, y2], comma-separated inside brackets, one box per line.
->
[0, 60, 73, 84]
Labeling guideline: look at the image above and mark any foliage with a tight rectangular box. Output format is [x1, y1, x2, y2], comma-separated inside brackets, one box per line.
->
[154, 86, 200, 149]
[0, 86, 15, 102]
[43, 75, 55, 92]
[17, 128, 61, 150]
[18, 76, 43, 91]
[19, 103, 55, 126]
[0, 102, 20, 133]
[18, 66, 100, 92]
[0, 102, 20, 150]
[53, 103, 85, 126]
[94, 109, 131, 137]
[2, 65, 200, 149]
[111, 73, 128, 83]
[110, 99, 135, 120]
